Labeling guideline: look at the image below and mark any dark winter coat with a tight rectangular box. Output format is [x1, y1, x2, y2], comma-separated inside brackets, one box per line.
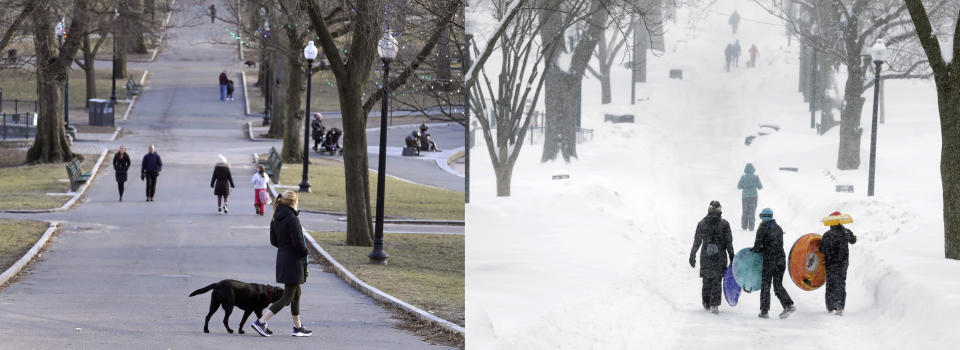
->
[113, 152, 131, 182]
[752, 219, 786, 264]
[226, 80, 235, 94]
[738, 163, 763, 198]
[219, 72, 228, 86]
[211, 164, 235, 196]
[311, 119, 325, 140]
[820, 225, 857, 271]
[270, 204, 308, 284]
[691, 213, 736, 278]
[141, 152, 162, 175]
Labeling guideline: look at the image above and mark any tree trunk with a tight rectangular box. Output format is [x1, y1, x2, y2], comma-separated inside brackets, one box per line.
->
[267, 49, 286, 138]
[599, 68, 611, 104]
[541, 70, 579, 162]
[494, 160, 514, 196]
[126, 0, 148, 54]
[82, 34, 96, 108]
[340, 83, 374, 246]
[837, 58, 865, 170]
[941, 89, 960, 259]
[280, 29, 305, 163]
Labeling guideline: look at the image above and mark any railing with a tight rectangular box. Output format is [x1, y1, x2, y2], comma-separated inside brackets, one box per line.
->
[0, 99, 38, 115]
[1, 113, 38, 140]
[528, 126, 594, 145]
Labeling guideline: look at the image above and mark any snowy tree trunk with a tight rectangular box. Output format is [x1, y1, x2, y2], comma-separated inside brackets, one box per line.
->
[837, 63, 865, 170]
[941, 96, 960, 259]
[495, 161, 514, 196]
[599, 67, 611, 104]
[541, 71, 580, 162]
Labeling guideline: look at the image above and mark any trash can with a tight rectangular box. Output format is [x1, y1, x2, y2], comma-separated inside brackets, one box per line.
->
[88, 99, 115, 127]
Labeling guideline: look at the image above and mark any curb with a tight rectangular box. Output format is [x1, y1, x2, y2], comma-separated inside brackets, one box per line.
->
[0, 221, 59, 288]
[436, 147, 465, 179]
[0, 148, 108, 213]
[121, 70, 149, 122]
[247, 121, 274, 142]
[241, 72, 251, 116]
[147, 2, 175, 62]
[300, 228, 465, 336]
[109, 127, 122, 142]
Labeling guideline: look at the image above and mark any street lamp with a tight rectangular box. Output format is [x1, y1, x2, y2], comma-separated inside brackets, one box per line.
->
[369, 31, 398, 264]
[110, 9, 119, 106]
[299, 41, 318, 193]
[867, 39, 888, 197]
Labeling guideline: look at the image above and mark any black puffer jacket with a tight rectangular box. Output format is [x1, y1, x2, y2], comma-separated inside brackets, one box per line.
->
[820, 225, 857, 270]
[691, 213, 735, 278]
[752, 219, 786, 265]
[210, 164, 234, 196]
[270, 204, 308, 284]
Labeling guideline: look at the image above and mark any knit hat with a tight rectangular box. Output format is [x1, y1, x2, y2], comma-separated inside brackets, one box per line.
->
[759, 208, 773, 222]
[708, 200, 722, 214]
[829, 211, 841, 216]
[217, 154, 228, 164]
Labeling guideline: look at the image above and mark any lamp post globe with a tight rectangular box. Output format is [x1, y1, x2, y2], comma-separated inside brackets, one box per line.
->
[370, 31, 398, 264]
[299, 41, 318, 193]
[867, 39, 887, 197]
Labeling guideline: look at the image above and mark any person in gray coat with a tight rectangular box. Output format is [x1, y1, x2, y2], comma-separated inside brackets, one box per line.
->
[690, 200, 736, 314]
[251, 191, 313, 337]
[738, 163, 763, 231]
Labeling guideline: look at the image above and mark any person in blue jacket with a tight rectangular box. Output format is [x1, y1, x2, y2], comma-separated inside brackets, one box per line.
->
[737, 163, 763, 231]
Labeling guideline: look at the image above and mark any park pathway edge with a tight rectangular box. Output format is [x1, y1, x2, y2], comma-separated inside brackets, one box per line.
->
[0, 221, 59, 289]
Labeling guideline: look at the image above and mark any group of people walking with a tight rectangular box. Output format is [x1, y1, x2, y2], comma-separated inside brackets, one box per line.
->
[218, 71, 235, 102]
[689, 163, 858, 318]
[723, 11, 760, 71]
[112, 145, 163, 202]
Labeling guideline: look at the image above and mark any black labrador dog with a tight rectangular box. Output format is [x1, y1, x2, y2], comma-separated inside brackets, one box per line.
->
[189, 279, 283, 334]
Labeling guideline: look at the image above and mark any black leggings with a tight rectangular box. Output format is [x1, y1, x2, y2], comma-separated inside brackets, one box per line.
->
[117, 181, 125, 197]
[269, 283, 302, 316]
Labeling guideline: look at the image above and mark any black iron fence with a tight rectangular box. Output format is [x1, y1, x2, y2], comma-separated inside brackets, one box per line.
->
[528, 126, 594, 145]
[1, 113, 37, 140]
[0, 99, 38, 115]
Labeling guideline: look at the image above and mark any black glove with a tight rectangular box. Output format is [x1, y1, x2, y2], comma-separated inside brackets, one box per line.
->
[689, 256, 696, 268]
[750, 246, 759, 253]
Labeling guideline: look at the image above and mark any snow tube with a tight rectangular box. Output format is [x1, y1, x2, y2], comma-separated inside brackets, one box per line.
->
[732, 248, 762, 292]
[723, 265, 740, 306]
[788, 233, 826, 290]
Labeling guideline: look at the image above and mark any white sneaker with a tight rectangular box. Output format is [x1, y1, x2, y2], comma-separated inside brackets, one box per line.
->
[223, 205, 229, 214]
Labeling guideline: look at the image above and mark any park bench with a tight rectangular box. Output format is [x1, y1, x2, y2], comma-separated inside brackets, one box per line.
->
[257, 147, 282, 184]
[65, 159, 92, 192]
[125, 76, 142, 98]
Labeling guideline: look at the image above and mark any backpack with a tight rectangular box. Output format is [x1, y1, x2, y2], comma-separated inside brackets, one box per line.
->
[704, 221, 726, 257]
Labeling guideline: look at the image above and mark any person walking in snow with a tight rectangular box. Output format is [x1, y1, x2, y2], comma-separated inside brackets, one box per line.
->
[209, 4, 216, 23]
[751, 208, 796, 319]
[819, 212, 857, 316]
[211, 154, 235, 214]
[749, 44, 759, 68]
[738, 163, 763, 231]
[724, 44, 733, 72]
[729, 10, 740, 34]
[733, 40, 742, 67]
[690, 200, 735, 314]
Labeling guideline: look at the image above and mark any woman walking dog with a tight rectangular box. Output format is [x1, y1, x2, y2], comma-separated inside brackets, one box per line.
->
[251, 191, 313, 337]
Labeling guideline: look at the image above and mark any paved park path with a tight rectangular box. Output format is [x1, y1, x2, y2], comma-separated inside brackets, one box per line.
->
[0, 2, 458, 349]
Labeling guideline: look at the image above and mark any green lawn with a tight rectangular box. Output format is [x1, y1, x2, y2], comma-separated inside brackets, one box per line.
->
[0, 219, 50, 274]
[309, 231, 464, 326]
[276, 158, 464, 220]
[0, 154, 99, 210]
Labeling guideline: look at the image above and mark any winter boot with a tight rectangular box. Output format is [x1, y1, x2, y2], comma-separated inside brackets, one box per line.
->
[218, 206, 222, 214]
[758, 311, 769, 319]
[223, 204, 229, 214]
[710, 306, 719, 314]
[835, 309, 843, 316]
[779, 305, 796, 319]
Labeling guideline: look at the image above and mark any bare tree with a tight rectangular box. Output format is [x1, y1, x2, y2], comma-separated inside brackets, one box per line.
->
[586, 24, 627, 104]
[756, 0, 955, 170]
[904, 0, 960, 259]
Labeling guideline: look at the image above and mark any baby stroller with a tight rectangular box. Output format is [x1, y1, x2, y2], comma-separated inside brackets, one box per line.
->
[318, 128, 343, 156]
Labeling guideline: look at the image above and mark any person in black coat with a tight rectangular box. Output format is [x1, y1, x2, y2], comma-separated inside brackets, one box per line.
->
[310, 113, 325, 152]
[141, 145, 163, 202]
[211, 154, 235, 214]
[751, 208, 795, 319]
[251, 191, 312, 337]
[112, 145, 131, 201]
[690, 200, 735, 314]
[819, 212, 857, 315]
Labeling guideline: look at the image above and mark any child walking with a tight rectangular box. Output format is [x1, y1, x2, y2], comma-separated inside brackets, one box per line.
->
[251, 165, 271, 216]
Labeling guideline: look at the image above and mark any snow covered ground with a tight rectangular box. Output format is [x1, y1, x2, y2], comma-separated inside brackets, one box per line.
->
[466, 0, 960, 349]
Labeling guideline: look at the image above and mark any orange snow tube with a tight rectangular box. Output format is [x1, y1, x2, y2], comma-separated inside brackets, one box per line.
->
[788, 233, 826, 291]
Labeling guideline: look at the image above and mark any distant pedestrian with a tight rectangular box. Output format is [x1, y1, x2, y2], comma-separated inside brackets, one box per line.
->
[689, 200, 735, 314]
[733, 40, 742, 67]
[311, 113, 325, 152]
[820, 212, 857, 316]
[738, 163, 762, 231]
[751, 208, 796, 319]
[141, 145, 162, 202]
[209, 4, 216, 23]
[112, 145, 131, 201]
[749, 44, 759, 68]
[218, 71, 228, 102]
[251, 191, 313, 338]
[211, 154, 235, 214]
[724, 44, 733, 72]
[251, 165, 271, 216]
[729, 10, 740, 34]
[226, 80, 235, 101]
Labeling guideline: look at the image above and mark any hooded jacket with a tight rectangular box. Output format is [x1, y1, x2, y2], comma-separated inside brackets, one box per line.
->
[738, 163, 763, 198]
[820, 225, 857, 270]
[752, 219, 786, 264]
[271, 204, 308, 284]
[691, 212, 735, 278]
